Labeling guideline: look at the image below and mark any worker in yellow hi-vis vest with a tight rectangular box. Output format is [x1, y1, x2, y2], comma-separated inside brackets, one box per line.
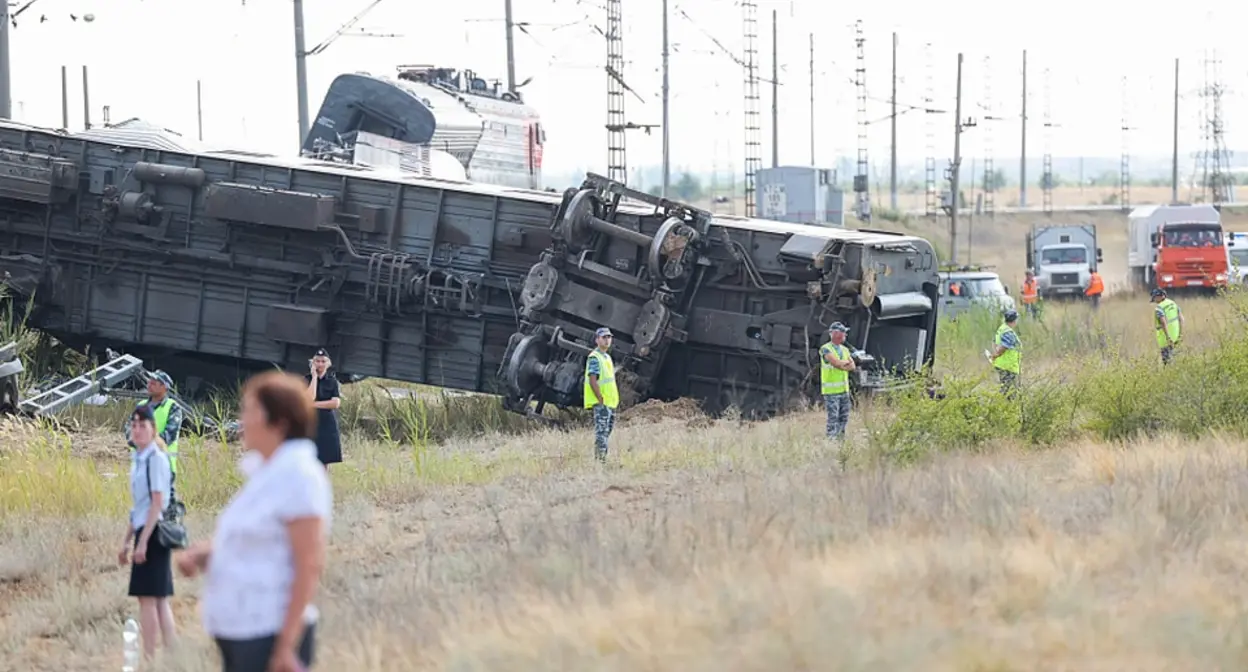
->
[584, 327, 619, 462]
[124, 370, 183, 499]
[990, 310, 1022, 397]
[1151, 288, 1184, 365]
[819, 322, 856, 440]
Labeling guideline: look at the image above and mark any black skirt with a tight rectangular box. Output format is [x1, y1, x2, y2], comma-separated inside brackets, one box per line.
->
[128, 528, 174, 598]
[314, 409, 342, 465]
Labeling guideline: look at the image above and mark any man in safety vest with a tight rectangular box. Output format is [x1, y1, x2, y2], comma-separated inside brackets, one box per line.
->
[1020, 270, 1040, 318]
[819, 322, 856, 440]
[990, 310, 1022, 396]
[1151, 288, 1183, 365]
[1085, 269, 1105, 310]
[584, 327, 619, 462]
[124, 370, 183, 494]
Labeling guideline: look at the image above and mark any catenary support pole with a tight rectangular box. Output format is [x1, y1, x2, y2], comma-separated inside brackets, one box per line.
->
[770, 9, 778, 168]
[809, 33, 814, 165]
[81, 65, 90, 130]
[197, 79, 205, 142]
[293, 0, 310, 151]
[951, 53, 964, 265]
[61, 66, 69, 129]
[1019, 49, 1027, 209]
[1171, 57, 1179, 204]
[661, 0, 670, 197]
[504, 0, 517, 93]
[0, 2, 10, 119]
[890, 31, 898, 211]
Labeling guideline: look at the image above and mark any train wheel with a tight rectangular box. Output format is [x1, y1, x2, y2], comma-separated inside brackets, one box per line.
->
[0, 375, 19, 413]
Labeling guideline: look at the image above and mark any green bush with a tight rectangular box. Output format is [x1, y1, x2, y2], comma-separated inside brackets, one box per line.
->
[873, 304, 1248, 458]
[867, 369, 1080, 464]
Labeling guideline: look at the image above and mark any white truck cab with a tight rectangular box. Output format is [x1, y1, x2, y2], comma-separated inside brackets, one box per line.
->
[938, 267, 1016, 320]
[1025, 224, 1102, 299]
[1227, 232, 1248, 285]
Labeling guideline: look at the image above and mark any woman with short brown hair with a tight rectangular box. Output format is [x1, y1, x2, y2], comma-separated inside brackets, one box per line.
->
[120, 404, 178, 659]
[176, 371, 332, 672]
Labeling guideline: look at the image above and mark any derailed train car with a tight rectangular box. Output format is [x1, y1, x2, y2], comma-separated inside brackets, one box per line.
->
[500, 176, 940, 416]
[0, 119, 559, 395]
[0, 119, 938, 414]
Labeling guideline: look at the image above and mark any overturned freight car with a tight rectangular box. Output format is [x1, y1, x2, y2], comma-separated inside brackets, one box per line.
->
[0, 119, 938, 415]
[500, 175, 940, 416]
[0, 118, 558, 395]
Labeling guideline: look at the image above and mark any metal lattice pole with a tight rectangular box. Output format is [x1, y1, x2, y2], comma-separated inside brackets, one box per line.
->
[853, 20, 869, 222]
[1203, 50, 1231, 204]
[605, 0, 627, 184]
[741, 0, 761, 217]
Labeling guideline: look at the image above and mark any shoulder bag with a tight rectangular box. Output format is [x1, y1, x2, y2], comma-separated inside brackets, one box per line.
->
[144, 455, 190, 550]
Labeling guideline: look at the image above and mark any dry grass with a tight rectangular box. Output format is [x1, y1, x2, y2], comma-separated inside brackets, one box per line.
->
[7, 192, 1248, 670]
[5, 413, 1248, 670]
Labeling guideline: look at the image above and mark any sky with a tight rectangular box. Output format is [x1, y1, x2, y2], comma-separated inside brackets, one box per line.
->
[5, 0, 1247, 182]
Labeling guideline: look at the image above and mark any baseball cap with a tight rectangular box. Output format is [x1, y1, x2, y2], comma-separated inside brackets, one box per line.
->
[150, 370, 174, 388]
[1150, 288, 1166, 298]
[1003, 309, 1019, 322]
[595, 327, 613, 338]
[131, 404, 155, 424]
[314, 348, 330, 358]
[828, 322, 849, 333]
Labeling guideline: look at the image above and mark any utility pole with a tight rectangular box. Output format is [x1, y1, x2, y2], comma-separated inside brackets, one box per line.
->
[293, 0, 398, 153]
[0, 1, 9, 119]
[1171, 58, 1179, 204]
[1201, 50, 1231, 204]
[943, 53, 973, 263]
[1120, 76, 1131, 212]
[889, 32, 898, 211]
[853, 20, 869, 222]
[661, 0, 670, 197]
[1042, 67, 1053, 216]
[60, 66, 69, 129]
[81, 65, 90, 130]
[197, 80, 205, 142]
[981, 55, 996, 218]
[293, 0, 310, 150]
[1019, 49, 1027, 209]
[948, 53, 969, 264]
[604, 0, 655, 185]
[923, 42, 937, 218]
[770, 9, 778, 168]
[808, 33, 814, 165]
[606, 0, 627, 184]
[741, 0, 762, 216]
[504, 0, 517, 93]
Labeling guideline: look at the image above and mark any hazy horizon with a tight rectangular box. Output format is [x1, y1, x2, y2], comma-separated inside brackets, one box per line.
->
[5, 0, 1245, 181]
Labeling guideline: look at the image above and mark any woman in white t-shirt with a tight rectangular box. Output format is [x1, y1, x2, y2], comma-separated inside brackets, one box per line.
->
[121, 404, 178, 659]
[176, 371, 332, 672]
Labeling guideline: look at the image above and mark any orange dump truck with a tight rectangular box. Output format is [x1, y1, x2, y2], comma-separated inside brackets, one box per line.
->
[1127, 204, 1228, 292]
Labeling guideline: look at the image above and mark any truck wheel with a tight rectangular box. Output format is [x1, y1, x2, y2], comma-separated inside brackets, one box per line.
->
[0, 376, 18, 413]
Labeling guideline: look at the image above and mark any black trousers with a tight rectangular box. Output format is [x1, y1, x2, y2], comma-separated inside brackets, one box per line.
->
[216, 623, 316, 672]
